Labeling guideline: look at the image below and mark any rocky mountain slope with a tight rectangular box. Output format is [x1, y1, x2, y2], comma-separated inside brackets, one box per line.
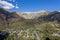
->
[0, 8, 60, 25]
[17, 10, 49, 19]
[38, 11, 60, 22]
[0, 8, 60, 40]
[0, 8, 24, 26]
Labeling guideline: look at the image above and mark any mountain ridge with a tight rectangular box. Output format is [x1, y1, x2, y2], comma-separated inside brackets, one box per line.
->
[0, 8, 60, 25]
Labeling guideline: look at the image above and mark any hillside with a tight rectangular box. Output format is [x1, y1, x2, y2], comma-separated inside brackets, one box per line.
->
[38, 11, 60, 22]
[0, 8, 24, 26]
[0, 8, 60, 40]
[16, 11, 49, 19]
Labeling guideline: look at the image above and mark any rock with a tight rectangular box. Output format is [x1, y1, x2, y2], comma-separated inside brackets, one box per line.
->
[0, 31, 9, 40]
[46, 37, 50, 40]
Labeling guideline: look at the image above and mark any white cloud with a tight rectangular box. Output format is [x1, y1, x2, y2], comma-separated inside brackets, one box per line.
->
[2, 6, 13, 9]
[16, 6, 19, 9]
[0, 0, 15, 9]
[15, 3, 19, 9]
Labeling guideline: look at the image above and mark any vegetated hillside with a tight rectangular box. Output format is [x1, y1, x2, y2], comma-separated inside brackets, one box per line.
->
[0, 8, 60, 40]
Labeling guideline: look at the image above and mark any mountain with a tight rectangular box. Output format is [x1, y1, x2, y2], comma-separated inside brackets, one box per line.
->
[16, 10, 50, 19]
[38, 11, 60, 22]
[0, 8, 24, 26]
[1, 8, 60, 40]
[0, 8, 60, 26]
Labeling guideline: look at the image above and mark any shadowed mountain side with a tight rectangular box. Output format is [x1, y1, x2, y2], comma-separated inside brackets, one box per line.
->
[0, 8, 24, 26]
[38, 11, 60, 22]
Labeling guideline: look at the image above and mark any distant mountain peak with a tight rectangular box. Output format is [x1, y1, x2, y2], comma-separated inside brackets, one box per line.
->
[37, 10, 48, 13]
[57, 11, 60, 12]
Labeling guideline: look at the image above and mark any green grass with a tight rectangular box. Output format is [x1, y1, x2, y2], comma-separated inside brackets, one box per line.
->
[0, 20, 60, 40]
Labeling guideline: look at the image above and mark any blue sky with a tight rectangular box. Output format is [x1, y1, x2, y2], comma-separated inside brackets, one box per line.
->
[0, 0, 60, 12]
